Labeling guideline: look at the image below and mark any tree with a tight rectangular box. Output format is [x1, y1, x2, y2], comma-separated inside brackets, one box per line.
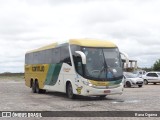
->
[141, 67, 152, 72]
[153, 59, 160, 71]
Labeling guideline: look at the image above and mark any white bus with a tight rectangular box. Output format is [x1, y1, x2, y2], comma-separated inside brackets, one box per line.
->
[25, 39, 127, 99]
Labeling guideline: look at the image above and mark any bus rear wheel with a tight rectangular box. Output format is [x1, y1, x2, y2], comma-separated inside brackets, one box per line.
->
[32, 80, 46, 93]
[35, 81, 46, 94]
[32, 80, 36, 93]
[66, 82, 75, 99]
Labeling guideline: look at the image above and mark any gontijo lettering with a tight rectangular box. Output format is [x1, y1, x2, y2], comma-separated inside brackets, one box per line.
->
[32, 66, 44, 72]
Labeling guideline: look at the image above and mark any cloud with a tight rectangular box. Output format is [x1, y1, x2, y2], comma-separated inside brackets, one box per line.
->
[0, 0, 160, 72]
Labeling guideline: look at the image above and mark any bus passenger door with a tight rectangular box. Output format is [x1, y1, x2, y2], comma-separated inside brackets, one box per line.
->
[74, 61, 83, 86]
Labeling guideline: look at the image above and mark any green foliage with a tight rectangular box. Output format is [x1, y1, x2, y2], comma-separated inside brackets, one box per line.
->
[140, 67, 152, 72]
[153, 59, 160, 71]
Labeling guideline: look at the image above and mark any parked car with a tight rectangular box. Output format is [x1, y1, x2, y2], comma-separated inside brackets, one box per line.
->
[123, 72, 144, 88]
[132, 70, 146, 78]
[142, 72, 160, 85]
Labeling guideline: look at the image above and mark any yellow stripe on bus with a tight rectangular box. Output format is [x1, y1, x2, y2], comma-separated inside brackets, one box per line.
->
[69, 39, 117, 48]
[89, 80, 109, 86]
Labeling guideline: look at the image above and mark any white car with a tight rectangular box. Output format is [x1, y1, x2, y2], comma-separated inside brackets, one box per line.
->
[123, 72, 144, 88]
[132, 70, 146, 78]
[142, 72, 160, 85]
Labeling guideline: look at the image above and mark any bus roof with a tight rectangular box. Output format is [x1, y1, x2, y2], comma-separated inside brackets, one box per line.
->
[69, 39, 117, 48]
[26, 43, 58, 53]
[26, 39, 117, 54]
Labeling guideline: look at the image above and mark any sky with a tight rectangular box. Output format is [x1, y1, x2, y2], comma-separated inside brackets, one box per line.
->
[0, 0, 160, 73]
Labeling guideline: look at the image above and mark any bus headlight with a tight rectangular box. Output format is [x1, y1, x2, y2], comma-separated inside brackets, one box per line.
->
[82, 80, 92, 86]
[88, 83, 93, 87]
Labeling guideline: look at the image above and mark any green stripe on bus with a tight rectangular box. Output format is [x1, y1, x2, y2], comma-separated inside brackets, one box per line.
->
[45, 63, 62, 85]
[109, 79, 122, 86]
[114, 79, 122, 84]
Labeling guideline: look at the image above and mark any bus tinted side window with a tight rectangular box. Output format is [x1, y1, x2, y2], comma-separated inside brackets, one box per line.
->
[38, 50, 46, 64]
[28, 53, 33, 64]
[60, 46, 72, 66]
[33, 52, 39, 64]
[52, 48, 60, 64]
[25, 54, 29, 64]
[45, 49, 52, 64]
[38, 48, 60, 64]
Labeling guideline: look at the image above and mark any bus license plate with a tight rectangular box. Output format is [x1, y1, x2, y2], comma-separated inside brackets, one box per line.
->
[104, 90, 110, 93]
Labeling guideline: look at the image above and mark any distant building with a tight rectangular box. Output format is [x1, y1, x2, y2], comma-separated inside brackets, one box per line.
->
[122, 59, 137, 72]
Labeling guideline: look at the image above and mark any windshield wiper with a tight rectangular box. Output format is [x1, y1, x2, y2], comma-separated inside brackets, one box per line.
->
[98, 49, 108, 78]
[98, 49, 116, 79]
[98, 66, 107, 78]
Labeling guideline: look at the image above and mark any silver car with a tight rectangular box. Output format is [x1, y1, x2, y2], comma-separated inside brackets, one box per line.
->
[123, 72, 144, 88]
[142, 72, 160, 85]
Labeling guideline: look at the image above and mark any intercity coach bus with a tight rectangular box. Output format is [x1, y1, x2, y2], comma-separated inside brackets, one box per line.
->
[25, 39, 128, 99]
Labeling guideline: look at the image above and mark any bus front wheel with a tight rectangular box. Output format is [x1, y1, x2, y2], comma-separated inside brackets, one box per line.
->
[99, 95, 106, 99]
[66, 82, 75, 99]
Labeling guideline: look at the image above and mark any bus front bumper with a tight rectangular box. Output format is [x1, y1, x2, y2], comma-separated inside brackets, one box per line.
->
[80, 83, 124, 96]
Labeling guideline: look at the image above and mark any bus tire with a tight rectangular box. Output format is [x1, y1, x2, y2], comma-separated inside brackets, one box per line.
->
[32, 80, 36, 93]
[99, 95, 106, 99]
[35, 80, 46, 94]
[66, 82, 75, 99]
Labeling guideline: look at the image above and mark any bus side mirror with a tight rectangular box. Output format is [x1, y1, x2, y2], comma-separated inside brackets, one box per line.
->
[75, 51, 86, 64]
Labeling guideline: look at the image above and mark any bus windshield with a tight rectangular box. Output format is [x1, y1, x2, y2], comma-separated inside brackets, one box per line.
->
[82, 47, 123, 81]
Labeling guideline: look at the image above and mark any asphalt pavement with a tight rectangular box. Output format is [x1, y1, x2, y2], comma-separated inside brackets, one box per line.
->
[0, 78, 160, 120]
